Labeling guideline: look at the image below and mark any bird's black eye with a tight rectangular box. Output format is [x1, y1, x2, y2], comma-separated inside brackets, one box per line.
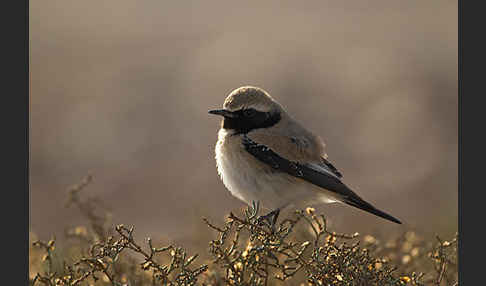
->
[243, 109, 257, 117]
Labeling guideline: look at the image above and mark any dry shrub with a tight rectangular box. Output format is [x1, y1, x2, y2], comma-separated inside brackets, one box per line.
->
[29, 176, 457, 286]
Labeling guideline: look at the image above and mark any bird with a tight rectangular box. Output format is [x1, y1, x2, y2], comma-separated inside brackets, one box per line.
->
[208, 86, 401, 225]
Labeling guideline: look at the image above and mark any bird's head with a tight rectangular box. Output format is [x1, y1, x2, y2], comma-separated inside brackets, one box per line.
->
[209, 86, 284, 134]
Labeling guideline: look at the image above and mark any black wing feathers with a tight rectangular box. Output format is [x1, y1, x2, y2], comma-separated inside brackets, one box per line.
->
[242, 136, 401, 224]
[321, 157, 343, 178]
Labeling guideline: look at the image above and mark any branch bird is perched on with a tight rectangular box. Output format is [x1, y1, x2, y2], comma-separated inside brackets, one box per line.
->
[209, 86, 401, 225]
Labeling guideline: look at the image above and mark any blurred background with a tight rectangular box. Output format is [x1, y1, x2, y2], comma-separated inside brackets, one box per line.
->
[30, 1, 457, 244]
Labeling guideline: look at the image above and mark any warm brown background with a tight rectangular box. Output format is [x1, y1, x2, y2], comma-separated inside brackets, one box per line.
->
[30, 1, 457, 242]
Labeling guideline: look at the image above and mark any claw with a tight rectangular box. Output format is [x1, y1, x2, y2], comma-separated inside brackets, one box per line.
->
[257, 209, 280, 232]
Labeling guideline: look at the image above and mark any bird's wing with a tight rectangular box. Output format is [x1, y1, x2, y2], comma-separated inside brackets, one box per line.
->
[246, 124, 343, 178]
[241, 135, 402, 224]
[320, 157, 343, 178]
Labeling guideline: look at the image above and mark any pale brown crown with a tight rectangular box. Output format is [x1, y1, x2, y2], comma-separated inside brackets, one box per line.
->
[223, 86, 283, 113]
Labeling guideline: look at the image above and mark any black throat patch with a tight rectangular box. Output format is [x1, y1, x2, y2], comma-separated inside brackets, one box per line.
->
[223, 109, 281, 134]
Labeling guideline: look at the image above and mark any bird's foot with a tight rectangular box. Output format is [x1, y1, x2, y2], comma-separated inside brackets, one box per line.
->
[256, 208, 280, 232]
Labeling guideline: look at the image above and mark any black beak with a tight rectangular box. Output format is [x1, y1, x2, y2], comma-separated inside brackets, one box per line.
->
[208, 109, 236, 118]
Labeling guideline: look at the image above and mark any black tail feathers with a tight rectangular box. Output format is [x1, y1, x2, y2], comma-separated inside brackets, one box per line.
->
[343, 195, 402, 224]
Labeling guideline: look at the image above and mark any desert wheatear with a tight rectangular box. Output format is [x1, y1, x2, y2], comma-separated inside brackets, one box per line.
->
[209, 86, 401, 224]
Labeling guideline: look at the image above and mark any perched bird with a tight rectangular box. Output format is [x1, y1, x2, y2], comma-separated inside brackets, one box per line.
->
[209, 86, 401, 224]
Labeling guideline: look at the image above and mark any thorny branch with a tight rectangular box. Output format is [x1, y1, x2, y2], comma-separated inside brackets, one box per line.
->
[30, 177, 458, 286]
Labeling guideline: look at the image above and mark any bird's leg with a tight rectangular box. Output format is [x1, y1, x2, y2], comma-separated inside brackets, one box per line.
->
[257, 208, 280, 232]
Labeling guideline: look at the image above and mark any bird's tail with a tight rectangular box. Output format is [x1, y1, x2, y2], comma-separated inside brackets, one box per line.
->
[343, 195, 402, 224]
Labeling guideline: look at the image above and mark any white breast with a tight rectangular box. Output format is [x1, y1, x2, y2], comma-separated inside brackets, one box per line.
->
[214, 129, 337, 210]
